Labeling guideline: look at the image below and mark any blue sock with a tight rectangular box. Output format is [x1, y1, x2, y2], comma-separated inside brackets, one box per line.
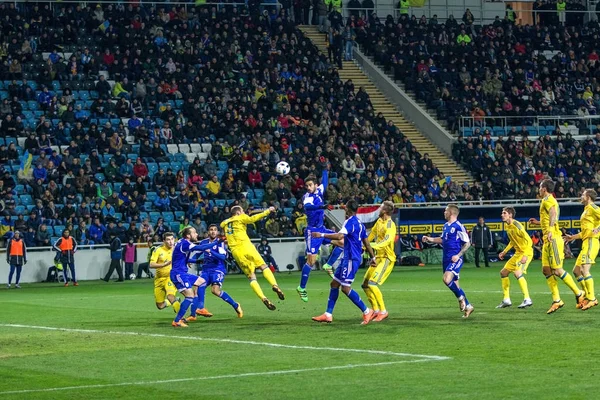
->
[189, 295, 200, 316]
[175, 297, 193, 322]
[458, 288, 470, 306]
[346, 289, 368, 312]
[219, 291, 238, 309]
[326, 247, 343, 266]
[197, 284, 207, 309]
[326, 287, 339, 314]
[299, 263, 312, 289]
[446, 281, 462, 299]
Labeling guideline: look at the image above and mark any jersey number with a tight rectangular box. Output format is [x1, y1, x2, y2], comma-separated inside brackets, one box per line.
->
[226, 223, 234, 235]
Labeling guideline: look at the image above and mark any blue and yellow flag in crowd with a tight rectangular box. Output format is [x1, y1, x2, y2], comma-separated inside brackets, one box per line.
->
[19, 150, 32, 175]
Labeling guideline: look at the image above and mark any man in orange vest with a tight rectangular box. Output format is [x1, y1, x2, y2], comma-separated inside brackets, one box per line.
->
[6, 231, 27, 289]
[53, 228, 78, 287]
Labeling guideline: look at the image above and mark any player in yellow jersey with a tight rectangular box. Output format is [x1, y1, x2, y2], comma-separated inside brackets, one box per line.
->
[497, 207, 533, 309]
[220, 206, 285, 310]
[362, 201, 396, 322]
[564, 189, 600, 310]
[529, 179, 585, 314]
[149, 232, 180, 314]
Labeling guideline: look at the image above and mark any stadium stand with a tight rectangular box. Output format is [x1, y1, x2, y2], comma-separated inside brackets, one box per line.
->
[0, 2, 463, 246]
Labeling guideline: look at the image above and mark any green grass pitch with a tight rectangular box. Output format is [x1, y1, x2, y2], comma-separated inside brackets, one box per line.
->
[0, 259, 598, 399]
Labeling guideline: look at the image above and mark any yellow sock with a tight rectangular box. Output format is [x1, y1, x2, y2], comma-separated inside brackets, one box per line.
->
[517, 276, 530, 300]
[501, 277, 510, 300]
[370, 285, 386, 312]
[363, 286, 378, 310]
[584, 275, 595, 300]
[576, 275, 586, 291]
[250, 279, 266, 300]
[172, 300, 181, 314]
[560, 271, 582, 295]
[546, 275, 561, 302]
[262, 268, 278, 287]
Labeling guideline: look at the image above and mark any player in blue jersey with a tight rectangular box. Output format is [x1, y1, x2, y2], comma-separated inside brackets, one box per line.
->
[423, 204, 474, 318]
[297, 166, 344, 302]
[170, 226, 219, 327]
[189, 224, 243, 318]
[312, 200, 377, 325]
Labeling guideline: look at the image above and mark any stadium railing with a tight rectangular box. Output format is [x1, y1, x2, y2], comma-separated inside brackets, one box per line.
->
[459, 115, 600, 138]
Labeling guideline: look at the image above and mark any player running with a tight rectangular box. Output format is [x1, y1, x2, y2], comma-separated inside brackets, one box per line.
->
[496, 207, 533, 309]
[297, 166, 344, 302]
[170, 226, 218, 327]
[529, 179, 585, 314]
[149, 232, 181, 314]
[220, 206, 284, 310]
[361, 201, 397, 322]
[564, 188, 600, 310]
[312, 200, 377, 325]
[423, 204, 474, 318]
[190, 224, 243, 318]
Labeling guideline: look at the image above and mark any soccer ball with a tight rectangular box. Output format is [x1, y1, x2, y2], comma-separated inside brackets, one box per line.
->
[129, 273, 136, 280]
[276, 161, 290, 175]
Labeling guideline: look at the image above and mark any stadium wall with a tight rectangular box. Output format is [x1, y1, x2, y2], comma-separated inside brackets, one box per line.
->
[0, 240, 306, 284]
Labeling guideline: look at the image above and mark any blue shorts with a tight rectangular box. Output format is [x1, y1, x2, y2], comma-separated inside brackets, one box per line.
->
[201, 269, 226, 287]
[171, 272, 200, 292]
[443, 258, 463, 279]
[305, 226, 335, 255]
[333, 258, 361, 287]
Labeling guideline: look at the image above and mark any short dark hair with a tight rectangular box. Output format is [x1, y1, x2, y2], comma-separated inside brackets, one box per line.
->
[304, 176, 316, 185]
[208, 224, 219, 230]
[181, 227, 195, 238]
[163, 232, 175, 240]
[540, 179, 555, 193]
[503, 207, 516, 217]
[346, 199, 359, 214]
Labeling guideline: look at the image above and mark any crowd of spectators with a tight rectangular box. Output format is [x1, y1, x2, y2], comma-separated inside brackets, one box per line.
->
[0, 2, 451, 247]
[355, 2, 600, 132]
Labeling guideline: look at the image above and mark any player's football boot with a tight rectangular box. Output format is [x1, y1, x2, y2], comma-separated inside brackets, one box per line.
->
[361, 309, 375, 325]
[196, 308, 213, 318]
[462, 304, 474, 318]
[185, 315, 197, 322]
[172, 320, 188, 328]
[235, 303, 244, 318]
[322, 265, 334, 278]
[262, 298, 276, 310]
[495, 300, 512, 309]
[373, 311, 389, 322]
[312, 313, 333, 323]
[582, 298, 598, 311]
[517, 299, 533, 308]
[272, 285, 285, 300]
[458, 297, 466, 312]
[64, 282, 69, 287]
[296, 286, 308, 302]
[546, 300, 565, 314]
[73, 282, 79, 286]
[576, 291, 586, 309]
[15, 284, 21, 289]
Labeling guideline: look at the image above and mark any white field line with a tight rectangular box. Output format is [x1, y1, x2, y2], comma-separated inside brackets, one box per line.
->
[0, 324, 450, 396]
[0, 360, 433, 395]
[0, 324, 451, 361]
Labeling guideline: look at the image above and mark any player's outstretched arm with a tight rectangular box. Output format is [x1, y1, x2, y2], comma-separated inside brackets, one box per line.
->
[313, 231, 344, 241]
[422, 235, 443, 244]
[245, 207, 273, 224]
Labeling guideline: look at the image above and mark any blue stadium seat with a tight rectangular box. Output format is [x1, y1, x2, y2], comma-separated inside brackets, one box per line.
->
[146, 192, 158, 202]
[174, 211, 185, 221]
[215, 199, 227, 208]
[14, 205, 25, 215]
[54, 225, 65, 235]
[159, 162, 170, 171]
[110, 118, 121, 126]
[217, 161, 228, 170]
[113, 182, 123, 193]
[170, 222, 180, 232]
[19, 195, 33, 205]
[149, 212, 161, 222]
[162, 212, 174, 222]
[147, 163, 159, 175]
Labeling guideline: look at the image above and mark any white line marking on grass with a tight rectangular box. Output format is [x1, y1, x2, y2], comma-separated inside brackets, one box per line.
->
[0, 359, 433, 395]
[0, 324, 451, 361]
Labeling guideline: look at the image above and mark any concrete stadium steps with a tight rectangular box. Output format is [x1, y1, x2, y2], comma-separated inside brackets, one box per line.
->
[300, 26, 471, 184]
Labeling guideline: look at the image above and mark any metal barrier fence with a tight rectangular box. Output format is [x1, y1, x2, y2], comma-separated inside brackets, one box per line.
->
[460, 115, 600, 137]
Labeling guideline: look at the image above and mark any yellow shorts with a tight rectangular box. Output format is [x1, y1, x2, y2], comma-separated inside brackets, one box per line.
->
[231, 245, 266, 277]
[364, 258, 394, 285]
[542, 237, 564, 270]
[576, 238, 599, 266]
[504, 252, 533, 274]
[154, 277, 177, 304]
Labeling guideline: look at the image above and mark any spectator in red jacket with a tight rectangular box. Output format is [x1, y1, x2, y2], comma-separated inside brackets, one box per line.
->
[248, 167, 263, 188]
[133, 158, 149, 181]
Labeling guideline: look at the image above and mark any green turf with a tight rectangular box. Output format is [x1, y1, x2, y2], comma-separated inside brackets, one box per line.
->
[0, 260, 598, 399]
